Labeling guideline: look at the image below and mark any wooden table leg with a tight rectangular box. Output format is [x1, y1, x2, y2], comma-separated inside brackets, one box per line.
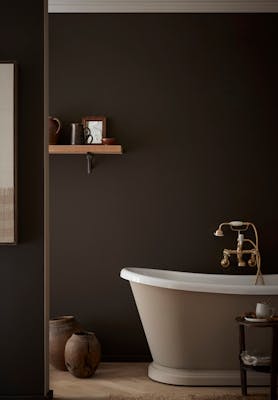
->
[271, 374, 277, 400]
[271, 327, 278, 400]
[240, 368, 247, 396]
[239, 324, 247, 396]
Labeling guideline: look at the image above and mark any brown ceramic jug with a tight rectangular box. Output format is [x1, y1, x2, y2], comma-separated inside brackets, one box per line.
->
[49, 116, 61, 144]
[65, 331, 101, 378]
[49, 315, 80, 370]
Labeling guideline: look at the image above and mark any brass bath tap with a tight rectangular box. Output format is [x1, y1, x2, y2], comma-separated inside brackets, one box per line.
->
[214, 221, 264, 285]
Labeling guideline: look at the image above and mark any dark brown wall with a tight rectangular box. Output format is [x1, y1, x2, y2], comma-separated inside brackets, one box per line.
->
[0, 1, 46, 396]
[49, 14, 278, 360]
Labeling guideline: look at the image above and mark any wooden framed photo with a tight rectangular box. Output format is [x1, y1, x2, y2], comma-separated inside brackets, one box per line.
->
[82, 116, 106, 144]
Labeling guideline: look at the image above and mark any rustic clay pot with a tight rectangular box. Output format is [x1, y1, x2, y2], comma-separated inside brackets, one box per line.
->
[49, 315, 80, 370]
[65, 331, 101, 378]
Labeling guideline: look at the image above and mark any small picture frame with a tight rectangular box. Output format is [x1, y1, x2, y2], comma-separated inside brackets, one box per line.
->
[82, 116, 106, 144]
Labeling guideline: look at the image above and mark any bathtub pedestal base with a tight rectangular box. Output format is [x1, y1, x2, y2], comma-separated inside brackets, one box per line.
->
[148, 362, 269, 386]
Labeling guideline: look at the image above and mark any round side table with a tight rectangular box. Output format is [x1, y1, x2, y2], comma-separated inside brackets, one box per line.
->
[236, 317, 278, 400]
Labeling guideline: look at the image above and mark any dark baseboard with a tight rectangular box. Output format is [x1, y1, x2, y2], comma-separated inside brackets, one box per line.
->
[0, 390, 53, 400]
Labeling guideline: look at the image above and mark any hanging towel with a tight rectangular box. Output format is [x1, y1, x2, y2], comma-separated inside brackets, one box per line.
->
[241, 350, 271, 366]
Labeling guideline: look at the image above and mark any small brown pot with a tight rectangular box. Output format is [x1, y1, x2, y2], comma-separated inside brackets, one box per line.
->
[49, 316, 80, 371]
[65, 331, 101, 378]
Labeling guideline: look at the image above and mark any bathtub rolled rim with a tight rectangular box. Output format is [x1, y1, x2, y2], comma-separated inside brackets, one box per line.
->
[120, 267, 278, 295]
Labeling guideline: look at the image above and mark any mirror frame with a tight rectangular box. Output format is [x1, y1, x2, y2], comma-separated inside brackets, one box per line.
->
[0, 61, 17, 244]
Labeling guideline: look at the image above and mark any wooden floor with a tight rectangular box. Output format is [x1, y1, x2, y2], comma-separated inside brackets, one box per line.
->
[50, 362, 268, 400]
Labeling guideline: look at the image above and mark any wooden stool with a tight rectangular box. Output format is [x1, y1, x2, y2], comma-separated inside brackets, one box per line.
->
[236, 317, 278, 400]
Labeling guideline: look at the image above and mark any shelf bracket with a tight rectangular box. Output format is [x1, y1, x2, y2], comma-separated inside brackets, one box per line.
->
[86, 152, 95, 174]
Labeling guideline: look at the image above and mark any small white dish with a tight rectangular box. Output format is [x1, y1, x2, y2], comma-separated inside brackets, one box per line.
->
[244, 317, 268, 322]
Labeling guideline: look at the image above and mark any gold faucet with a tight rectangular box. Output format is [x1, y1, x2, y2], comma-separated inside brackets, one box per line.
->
[214, 221, 264, 285]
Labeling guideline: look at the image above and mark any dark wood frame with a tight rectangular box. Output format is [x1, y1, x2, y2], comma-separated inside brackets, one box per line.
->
[0, 61, 17, 245]
[82, 116, 106, 144]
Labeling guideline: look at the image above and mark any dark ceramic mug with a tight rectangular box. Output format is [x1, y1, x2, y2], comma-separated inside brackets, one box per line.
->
[70, 123, 85, 145]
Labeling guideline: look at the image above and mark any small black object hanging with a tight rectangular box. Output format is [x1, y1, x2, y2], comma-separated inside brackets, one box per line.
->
[86, 152, 94, 174]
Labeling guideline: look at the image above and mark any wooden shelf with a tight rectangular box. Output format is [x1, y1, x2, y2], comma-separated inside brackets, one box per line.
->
[49, 144, 123, 155]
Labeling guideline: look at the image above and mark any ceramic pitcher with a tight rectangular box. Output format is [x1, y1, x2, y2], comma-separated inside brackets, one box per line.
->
[49, 116, 61, 144]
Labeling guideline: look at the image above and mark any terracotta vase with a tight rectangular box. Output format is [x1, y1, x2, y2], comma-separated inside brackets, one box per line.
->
[65, 331, 101, 378]
[49, 315, 80, 370]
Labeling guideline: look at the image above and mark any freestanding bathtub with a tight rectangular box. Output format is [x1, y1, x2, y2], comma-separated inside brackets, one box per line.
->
[120, 267, 278, 386]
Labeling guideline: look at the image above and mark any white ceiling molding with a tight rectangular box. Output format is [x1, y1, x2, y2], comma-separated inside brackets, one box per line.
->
[48, 0, 278, 13]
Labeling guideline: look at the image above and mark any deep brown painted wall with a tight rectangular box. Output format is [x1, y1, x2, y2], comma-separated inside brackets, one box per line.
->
[49, 14, 278, 360]
[0, 1, 46, 395]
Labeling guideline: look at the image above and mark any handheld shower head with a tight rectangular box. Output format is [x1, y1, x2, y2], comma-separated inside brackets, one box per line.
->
[214, 228, 224, 237]
[214, 221, 247, 237]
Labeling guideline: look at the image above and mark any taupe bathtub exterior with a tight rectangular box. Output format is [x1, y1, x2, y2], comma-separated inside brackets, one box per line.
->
[120, 267, 278, 386]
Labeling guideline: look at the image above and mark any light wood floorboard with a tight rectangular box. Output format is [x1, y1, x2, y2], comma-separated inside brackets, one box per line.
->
[50, 362, 268, 400]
